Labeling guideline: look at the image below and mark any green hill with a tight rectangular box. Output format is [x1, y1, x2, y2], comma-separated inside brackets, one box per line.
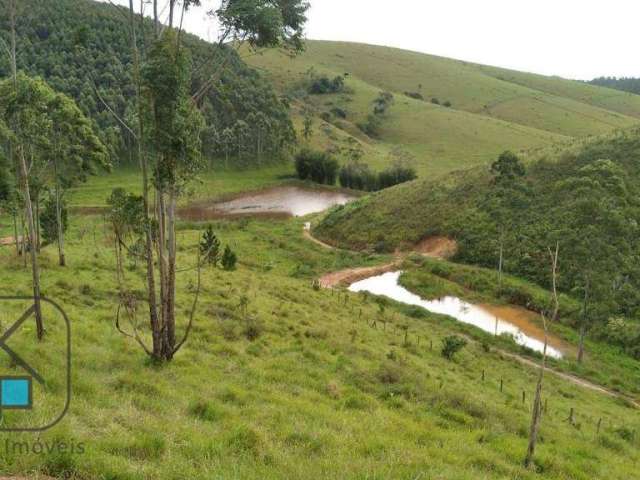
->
[315, 129, 640, 354]
[0, 0, 295, 165]
[246, 41, 640, 176]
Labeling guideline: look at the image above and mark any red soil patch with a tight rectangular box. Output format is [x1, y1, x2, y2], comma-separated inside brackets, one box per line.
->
[413, 236, 457, 259]
[318, 262, 400, 288]
[0, 236, 20, 246]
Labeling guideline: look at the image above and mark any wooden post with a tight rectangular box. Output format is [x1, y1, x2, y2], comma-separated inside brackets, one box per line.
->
[522, 390, 526, 404]
[430, 340, 433, 351]
[500, 378, 503, 392]
[482, 370, 485, 382]
[568, 407, 575, 425]
[597, 418, 602, 435]
[544, 398, 548, 414]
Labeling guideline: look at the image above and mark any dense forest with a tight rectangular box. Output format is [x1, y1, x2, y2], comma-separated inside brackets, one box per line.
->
[0, 0, 296, 167]
[588, 76, 640, 96]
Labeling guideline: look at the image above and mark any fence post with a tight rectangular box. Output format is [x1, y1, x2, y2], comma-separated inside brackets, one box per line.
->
[481, 370, 485, 382]
[568, 407, 575, 425]
[522, 390, 526, 404]
[597, 417, 602, 435]
[500, 378, 503, 392]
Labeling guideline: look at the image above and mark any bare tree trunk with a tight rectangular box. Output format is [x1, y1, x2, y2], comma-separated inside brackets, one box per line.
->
[18, 147, 44, 339]
[12, 210, 19, 256]
[128, 0, 162, 359]
[10, 0, 44, 339]
[524, 243, 559, 468]
[577, 281, 588, 363]
[153, 0, 159, 37]
[164, 190, 177, 357]
[34, 191, 40, 253]
[525, 321, 548, 468]
[168, 0, 176, 29]
[53, 159, 66, 266]
[498, 228, 504, 291]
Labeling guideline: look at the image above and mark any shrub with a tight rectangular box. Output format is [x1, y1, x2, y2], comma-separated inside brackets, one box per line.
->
[295, 149, 339, 185]
[404, 91, 424, 100]
[431, 98, 440, 105]
[221, 245, 237, 271]
[330, 107, 347, 118]
[189, 401, 223, 422]
[443, 100, 452, 107]
[339, 161, 416, 192]
[309, 75, 345, 94]
[441, 335, 467, 360]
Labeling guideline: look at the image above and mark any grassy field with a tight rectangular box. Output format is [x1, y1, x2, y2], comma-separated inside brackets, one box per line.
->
[0, 170, 639, 479]
[244, 41, 640, 177]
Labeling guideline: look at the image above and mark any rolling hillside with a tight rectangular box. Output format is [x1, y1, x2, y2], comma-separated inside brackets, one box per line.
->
[245, 41, 640, 176]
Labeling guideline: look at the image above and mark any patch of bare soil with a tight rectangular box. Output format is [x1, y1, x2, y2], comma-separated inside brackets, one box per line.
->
[318, 262, 400, 288]
[413, 236, 457, 259]
[0, 236, 20, 246]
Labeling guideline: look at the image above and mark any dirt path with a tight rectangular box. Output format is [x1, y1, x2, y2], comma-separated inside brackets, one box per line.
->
[500, 350, 640, 409]
[303, 227, 337, 251]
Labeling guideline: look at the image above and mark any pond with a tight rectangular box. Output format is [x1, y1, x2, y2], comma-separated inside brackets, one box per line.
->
[179, 185, 357, 221]
[348, 271, 564, 358]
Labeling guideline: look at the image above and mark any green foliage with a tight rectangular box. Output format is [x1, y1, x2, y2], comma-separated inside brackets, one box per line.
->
[216, 0, 309, 52]
[200, 225, 221, 266]
[143, 31, 204, 190]
[441, 335, 467, 360]
[490, 151, 526, 183]
[308, 75, 345, 94]
[0, 0, 296, 167]
[294, 149, 339, 185]
[221, 244, 238, 270]
[339, 161, 416, 191]
[40, 193, 68, 245]
[317, 130, 640, 351]
[106, 188, 145, 241]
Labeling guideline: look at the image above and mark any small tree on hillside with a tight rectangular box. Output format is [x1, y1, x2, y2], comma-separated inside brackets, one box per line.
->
[441, 335, 467, 360]
[221, 245, 237, 271]
[200, 225, 221, 267]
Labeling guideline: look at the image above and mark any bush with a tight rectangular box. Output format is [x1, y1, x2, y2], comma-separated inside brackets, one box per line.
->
[330, 107, 347, 118]
[431, 98, 440, 105]
[295, 149, 339, 185]
[221, 245, 237, 271]
[404, 91, 424, 100]
[441, 335, 467, 360]
[309, 75, 344, 94]
[339, 161, 416, 192]
[443, 100, 452, 107]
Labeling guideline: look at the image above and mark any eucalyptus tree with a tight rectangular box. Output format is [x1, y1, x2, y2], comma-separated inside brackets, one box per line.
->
[46, 92, 108, 266]
[119, 0, 309, 362]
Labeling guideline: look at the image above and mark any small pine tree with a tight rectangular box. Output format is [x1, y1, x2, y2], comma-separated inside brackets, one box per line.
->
[221, 245, 237, 271]
[199, 225, 221, 266]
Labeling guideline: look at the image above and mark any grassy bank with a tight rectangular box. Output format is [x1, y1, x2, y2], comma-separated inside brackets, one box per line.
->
[0, 202, 639, 478]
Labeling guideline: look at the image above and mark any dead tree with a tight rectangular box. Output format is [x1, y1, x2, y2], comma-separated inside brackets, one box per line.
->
[524, 242, 559, 468]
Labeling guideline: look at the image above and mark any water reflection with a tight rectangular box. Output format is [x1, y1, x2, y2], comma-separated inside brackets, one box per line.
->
[349, 271, 563, 358]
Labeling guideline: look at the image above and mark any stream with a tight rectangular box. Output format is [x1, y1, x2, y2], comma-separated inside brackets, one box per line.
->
[348, 271, 564, 359]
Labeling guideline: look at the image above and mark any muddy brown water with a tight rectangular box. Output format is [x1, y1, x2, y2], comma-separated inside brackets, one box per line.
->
[348, 271, 565, 358]
[179, 185, 357, 221]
